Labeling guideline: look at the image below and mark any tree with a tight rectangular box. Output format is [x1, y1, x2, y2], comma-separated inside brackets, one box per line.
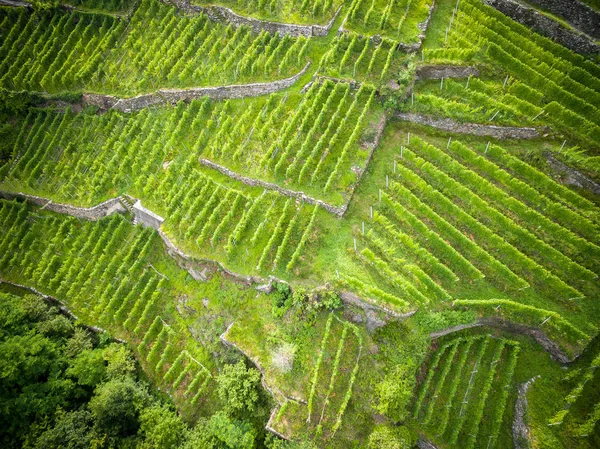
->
[138, 405, 186, 449]
[88, 378, 148, 438]
[103, 343, 136, 379]
[66, 349, 106, 387]
[367, 425, 415, 449]
[216, 361, 261, 417]
[182, 412, 256, 449]
[33, 409, 96, 449]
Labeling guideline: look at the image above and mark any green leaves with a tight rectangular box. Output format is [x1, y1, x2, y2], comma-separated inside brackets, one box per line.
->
[216, 361, 261, 417]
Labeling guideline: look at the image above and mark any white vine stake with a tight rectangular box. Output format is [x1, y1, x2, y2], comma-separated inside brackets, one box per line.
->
[447, 137, 452, 149]
[354, 238, 357, 251]
[485, 141, 490, 154]
[407, 132, 410, 144]
[503, 74, 509, 88]
[440, 77, 444, 90]
[370, 206, 373, 219]
[466, 75, 470, 90]
[362, 221, 365, 234]
[401, 146, 404, 158]
[393, 160, 396, 173]
[532, 109, 545, 121]
[560, 140, 567, 152]
[386, 175, 389, 187]
[411, 91, 414, 106]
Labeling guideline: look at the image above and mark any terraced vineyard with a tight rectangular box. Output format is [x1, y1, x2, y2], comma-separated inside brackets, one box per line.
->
[0, 0, 599, 447]
[413, 335, 520, 449]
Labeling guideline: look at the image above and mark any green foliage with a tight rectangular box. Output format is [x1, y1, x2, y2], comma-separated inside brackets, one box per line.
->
[103, 343, 137, 379]
[29, 0, 60, 10]
[183, 412, 256, 449]
[216, 361, 262, 417]
[66, 349, 106, 386]
[374, 364, 415, 422]
[367, 424, 416, 449]
[88, 377, 149, 438]
[138, 405, 186, 449]
[271, 282, 293, 318]
[33, 409, 97, 449]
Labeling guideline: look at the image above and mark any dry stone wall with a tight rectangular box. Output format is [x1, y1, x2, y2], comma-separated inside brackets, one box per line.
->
[166, 0, 340, 37]
[0, 190, 126, 220]
[545, 151, 600, 196]
[519, 0, 600, 39]
[395, 112, 540, 139]
[513, 376, 539, 449]
[102, 63, 311, 113]
[430, 316, 571, 363]
[198, 158, 347, 217]
[416, 65, 480, 80]
[159, 62, 310, 104]
[484, 0, 599, 55]
[0, 279, 127, 342]
[112, 92, 166, 113]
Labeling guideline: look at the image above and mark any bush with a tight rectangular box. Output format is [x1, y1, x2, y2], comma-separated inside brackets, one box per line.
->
[271, 282, 293, 318]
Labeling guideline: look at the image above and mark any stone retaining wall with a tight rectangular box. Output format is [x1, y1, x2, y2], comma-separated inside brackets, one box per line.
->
[395, 112, 540, 139]
[340, 290, 416, 320]
[417, 439, 439, 449]
[0, 0, 30, 7]
[416, 65, 480, 80]
[484, 0, 599, 55]
[159, 62, 310, 104]
[338, 0, 436, 53]
[166, 0, 340, 37]
[198, 158, 346, 217]
[521, 0, 600, 39]
[106, 63, 310, 112]
[112, 92, 166, 113]
[82, 93, 119, 110]
[0, 279, 126, 342]
[133, 200, 164, 229]
[513, 376, 539, 449]
[429, 317, 571, 363]
[0, 190, 126, 220]
[546, 151, 600, 196]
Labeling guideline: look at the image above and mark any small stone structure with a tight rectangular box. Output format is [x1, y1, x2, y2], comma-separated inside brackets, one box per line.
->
[0, 190, 126, 220]
[132, 200, 164, 230]
[395, 112, 540, 139]
[484, 0, 599, 55]
[416, 65, 480, 80]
